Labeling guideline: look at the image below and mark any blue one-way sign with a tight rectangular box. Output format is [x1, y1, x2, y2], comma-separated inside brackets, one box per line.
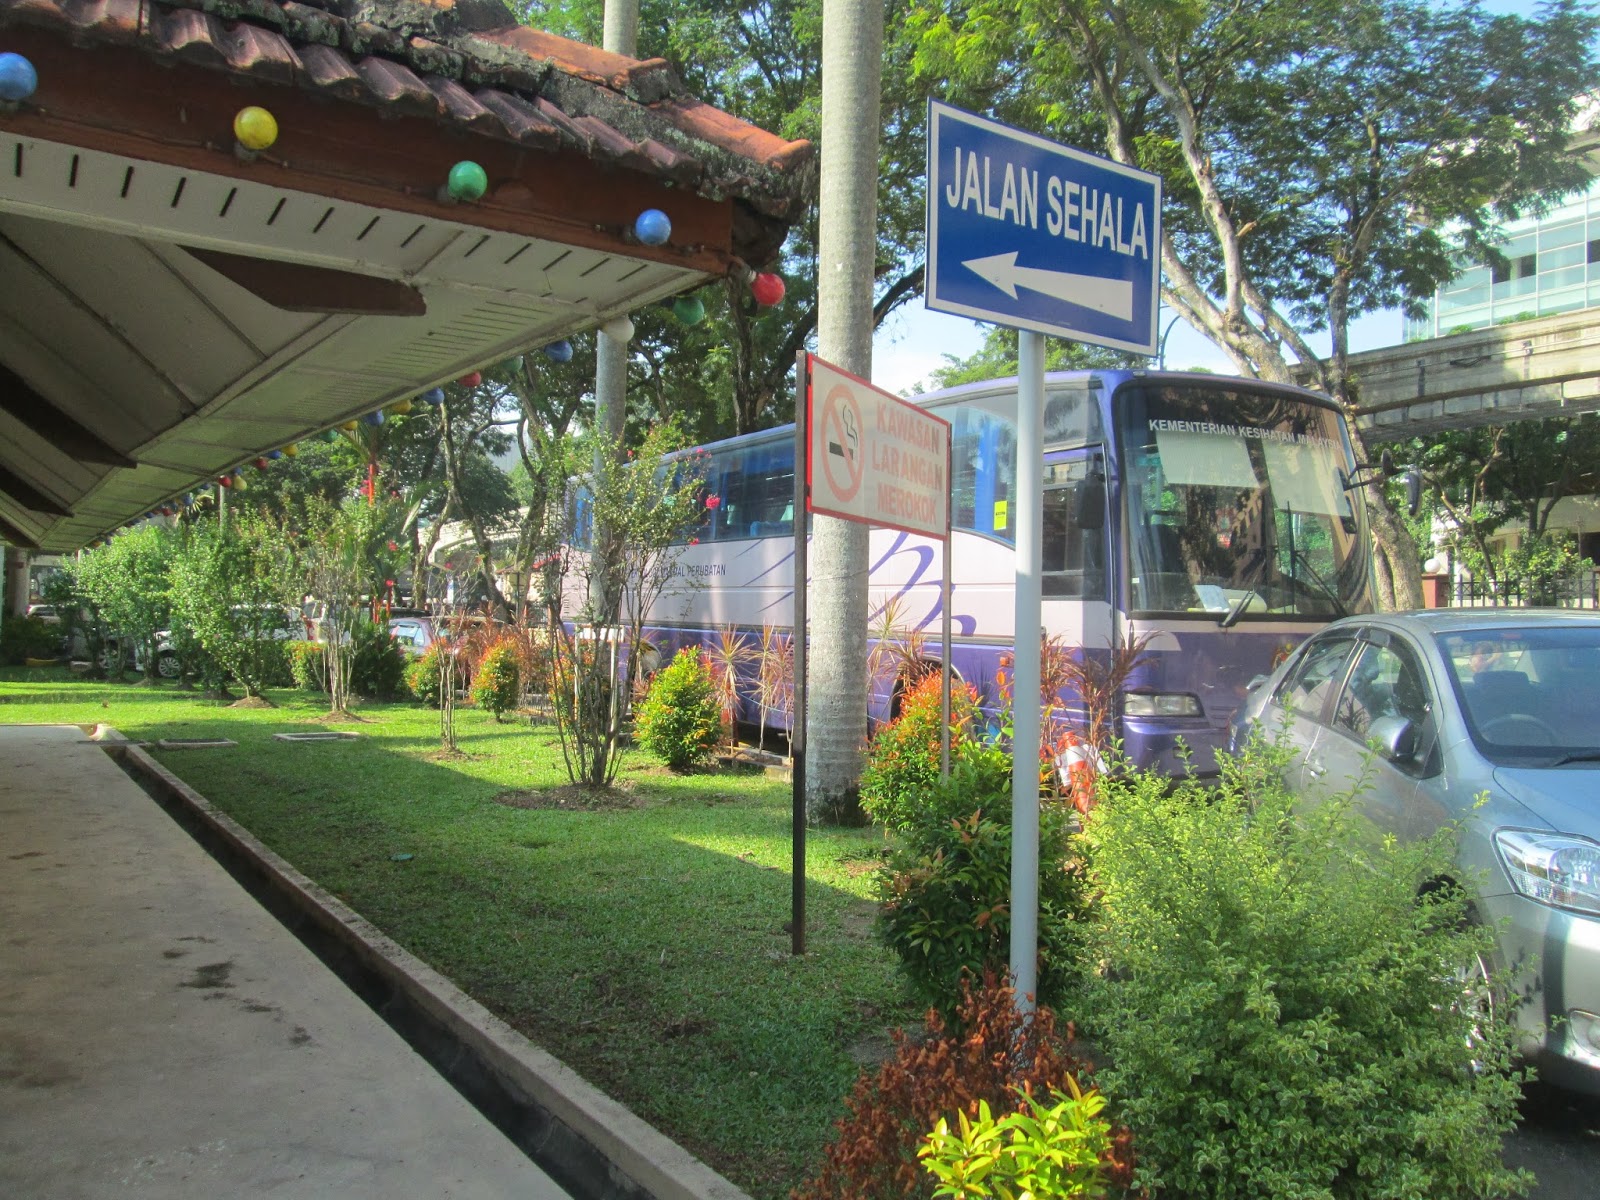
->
[926, 101, 1162, 355]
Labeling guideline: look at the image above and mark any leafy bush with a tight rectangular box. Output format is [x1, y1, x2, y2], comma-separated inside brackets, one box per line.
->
[287, 640, 327, 693]
[349, 619, 406, 700]
[1079, 738, 1528, 1200]
[860, 673, 978, 831]
[918, 1078, 1113, 1200]
[471, 638, 521, 721]
[633, 646, 721, 770]
[0, 616, 62, 665]
[793, 978, 1131, 1200]
[877, 750, 1090, 1018]
[406, 643, 444, 707]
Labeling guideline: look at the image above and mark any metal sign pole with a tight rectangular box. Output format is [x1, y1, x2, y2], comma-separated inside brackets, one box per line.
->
[791, 350, 809, 957]
[941, 443, 953, 780]
[1011, 330, 1045, 1011]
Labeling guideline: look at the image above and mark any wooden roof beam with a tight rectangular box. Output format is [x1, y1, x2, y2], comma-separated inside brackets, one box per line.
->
[0, 363, 137, 469]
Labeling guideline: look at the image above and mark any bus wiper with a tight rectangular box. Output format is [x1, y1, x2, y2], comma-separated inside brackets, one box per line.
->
[1548, 751, 1600, 767]
[1219, 590, 1258, 628]
[1289, 548, 1348, 619]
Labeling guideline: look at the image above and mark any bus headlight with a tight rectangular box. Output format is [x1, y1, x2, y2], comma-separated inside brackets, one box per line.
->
[1494, 830, 1600, 918]
[1123, 693, 1202, 718]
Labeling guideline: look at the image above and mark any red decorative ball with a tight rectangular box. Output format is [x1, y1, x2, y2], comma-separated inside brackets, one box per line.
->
[751, 272, 786, 307]
[458, 371, 483, 388]
[254, 457, 270, 470]
[218, 475, 233, 488]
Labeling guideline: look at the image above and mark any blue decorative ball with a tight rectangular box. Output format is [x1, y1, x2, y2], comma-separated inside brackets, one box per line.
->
[422, 387, 445, 406]
[267, 449, 283, 460]
[544, 340, 573, 363]
[0, 54, 38, 104]
[362, 410, 385, 426]
[634, 208, 672, 246]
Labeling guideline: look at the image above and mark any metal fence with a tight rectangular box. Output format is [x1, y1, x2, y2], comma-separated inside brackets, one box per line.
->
[1450, 571, 1600, 609]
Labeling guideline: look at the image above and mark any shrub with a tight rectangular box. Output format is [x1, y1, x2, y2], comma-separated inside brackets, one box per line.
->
[793, 978, 1132, 1200]
[349, 619, 406, 700]
[287, 639, 328, 692]
[877, 749, 1091, 1018]
[860, 673, 978, 831]
[406, 643, 444, 707]
[634, 646, 721, 770]
[1079, 738, 1529, 1200]
[918, 1078, 1113, 1200]
[0, 616, 62, 665]
[471, 638, 521, 721]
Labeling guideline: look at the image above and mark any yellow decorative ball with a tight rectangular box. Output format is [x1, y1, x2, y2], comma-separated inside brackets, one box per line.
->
[234, 106, 278, 152]
[340, 420, 358, 432]
[387, 398, 414, 416]
[281, 442, 299, 457]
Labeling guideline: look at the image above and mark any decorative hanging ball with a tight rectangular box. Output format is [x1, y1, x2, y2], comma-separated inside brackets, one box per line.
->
[421, 387, 445, 406]
[544, 340, 573, 363]
[320, 429, 340, 443]
[634, 208, 672, 246]
[672, 294, 706, 325]
[457, 370, 482, 388]
[218, 475, 234, 488]
[445, 161, 489, 203]
[505, 355, 524, 373]
[387, 398, 413, 416]
[233, 106, 279, 152]
[254, 457, 271, 470]
[160, 506, 174, 517]
[267, 449, 283, 460]
[0, 53, 39, 104]
[387, 540, 399, 552]
[362, 410, 385, 426]
[182, 493, 193, 506]
[339, 420, 358, 432]
[283, 442, 299, 457]
[233, 470, 248, 489]
[750, 272, 786, 307]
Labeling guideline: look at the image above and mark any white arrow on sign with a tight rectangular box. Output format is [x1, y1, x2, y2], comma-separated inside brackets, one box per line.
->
[962, 252, 1134, 321]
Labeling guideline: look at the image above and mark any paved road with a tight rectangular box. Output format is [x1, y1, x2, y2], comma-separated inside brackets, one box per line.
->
[1509, 1083, 1600, 1198]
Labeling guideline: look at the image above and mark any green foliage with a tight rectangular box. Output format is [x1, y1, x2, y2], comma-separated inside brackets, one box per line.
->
[406, 642, 444, 707]
[167, 515, 299, 698]
[349, 619, 406, 701]
[1498, 531, 1593, 605]
[287, 640, 328, 693]
[925, 325, 1141, 393]
[877, 756, 1090, 1018]
[633, 646, 721, 770]
[471, 639, 521, 721]
[0, 616, 61, 665]
[1079, 738, 1529, 1200]
[860, 673, 978, 832]
[918, 1079, 1112, 1200]
[70, 524, 176, 679]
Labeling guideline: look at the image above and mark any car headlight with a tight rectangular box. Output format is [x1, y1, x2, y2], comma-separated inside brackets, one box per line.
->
[1494, 830, 1600, 918]
[1123, 692, 1203, 718]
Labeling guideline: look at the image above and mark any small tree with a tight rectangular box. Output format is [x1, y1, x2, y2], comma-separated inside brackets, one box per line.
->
[472, 637, 521, 721]
[545, 423, 709, 787]
[296, 497, 403, 715]
[634, 647, 722, 770]
[169, 512, 298, 700]
[70, 524, 175, 682]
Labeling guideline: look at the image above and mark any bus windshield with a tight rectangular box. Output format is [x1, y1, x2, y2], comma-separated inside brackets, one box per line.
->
[1117, 383, 1372, 620]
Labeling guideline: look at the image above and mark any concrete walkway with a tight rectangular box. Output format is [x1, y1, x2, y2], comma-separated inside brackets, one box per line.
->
[0, 724, 570, 1199]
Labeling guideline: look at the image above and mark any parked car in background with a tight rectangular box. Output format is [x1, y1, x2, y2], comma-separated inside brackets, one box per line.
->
[143, 606, 309, 678]
[388, 611, 438, 659]
[1229, 609, 1600, 1094]
[25, 604, 60, 625]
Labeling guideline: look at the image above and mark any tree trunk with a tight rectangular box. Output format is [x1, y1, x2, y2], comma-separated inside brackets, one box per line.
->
[806, 0, 883, 823]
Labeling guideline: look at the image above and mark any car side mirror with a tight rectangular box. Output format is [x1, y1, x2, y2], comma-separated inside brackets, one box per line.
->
[1367, 714, 1417, 763]
[1405, 468, 1422, 517]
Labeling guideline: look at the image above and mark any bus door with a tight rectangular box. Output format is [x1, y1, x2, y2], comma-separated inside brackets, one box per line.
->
[1042, 448, 1113, 658]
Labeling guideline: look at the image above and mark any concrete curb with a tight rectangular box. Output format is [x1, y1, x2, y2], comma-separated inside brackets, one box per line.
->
[114, 738, 754, 1200]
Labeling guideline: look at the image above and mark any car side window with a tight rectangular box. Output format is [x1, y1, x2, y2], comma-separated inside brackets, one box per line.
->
[1275, 635, 1357, 721]
[1333, 640, 1436, 769]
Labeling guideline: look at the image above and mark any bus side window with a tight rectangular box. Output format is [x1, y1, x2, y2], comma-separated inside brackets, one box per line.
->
[1043, 456, 1106, 599]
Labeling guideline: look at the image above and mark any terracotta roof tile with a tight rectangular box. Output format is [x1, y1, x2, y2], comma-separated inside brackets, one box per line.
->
[0, 0, 813, 220]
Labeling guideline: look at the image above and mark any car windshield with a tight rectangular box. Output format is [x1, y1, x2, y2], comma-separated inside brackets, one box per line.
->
[1438, 626, 1600, 763]
[1116, 383, 1372, 619]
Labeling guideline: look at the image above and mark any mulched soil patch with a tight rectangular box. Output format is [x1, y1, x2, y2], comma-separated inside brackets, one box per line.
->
[493, 783, 643, 811]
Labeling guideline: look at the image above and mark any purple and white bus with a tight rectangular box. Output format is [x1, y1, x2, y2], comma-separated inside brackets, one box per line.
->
[644, 369, 1374, 774]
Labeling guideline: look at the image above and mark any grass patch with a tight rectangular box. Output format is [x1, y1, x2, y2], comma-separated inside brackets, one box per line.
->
[0, 671, 914, 1198]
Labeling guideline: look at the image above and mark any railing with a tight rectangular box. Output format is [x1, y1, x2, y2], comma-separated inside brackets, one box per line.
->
[1450, 570, 1600, 609]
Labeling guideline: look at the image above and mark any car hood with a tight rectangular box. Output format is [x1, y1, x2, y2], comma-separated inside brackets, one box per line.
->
[1492, 765, 1600, 834]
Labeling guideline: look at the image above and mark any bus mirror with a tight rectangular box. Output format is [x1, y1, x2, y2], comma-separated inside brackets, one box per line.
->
[1073, 473, 1106, 529]
[1406, 468, 1422, 517]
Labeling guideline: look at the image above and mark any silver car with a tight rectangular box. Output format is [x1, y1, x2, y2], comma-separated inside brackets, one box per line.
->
[1229, 609, 1600, 1094]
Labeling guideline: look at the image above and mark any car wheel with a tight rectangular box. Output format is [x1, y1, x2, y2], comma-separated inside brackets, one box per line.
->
[156, 651, 181, 680]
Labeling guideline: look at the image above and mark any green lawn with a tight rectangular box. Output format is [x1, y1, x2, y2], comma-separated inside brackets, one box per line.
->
[0, 670, 917, 1199]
